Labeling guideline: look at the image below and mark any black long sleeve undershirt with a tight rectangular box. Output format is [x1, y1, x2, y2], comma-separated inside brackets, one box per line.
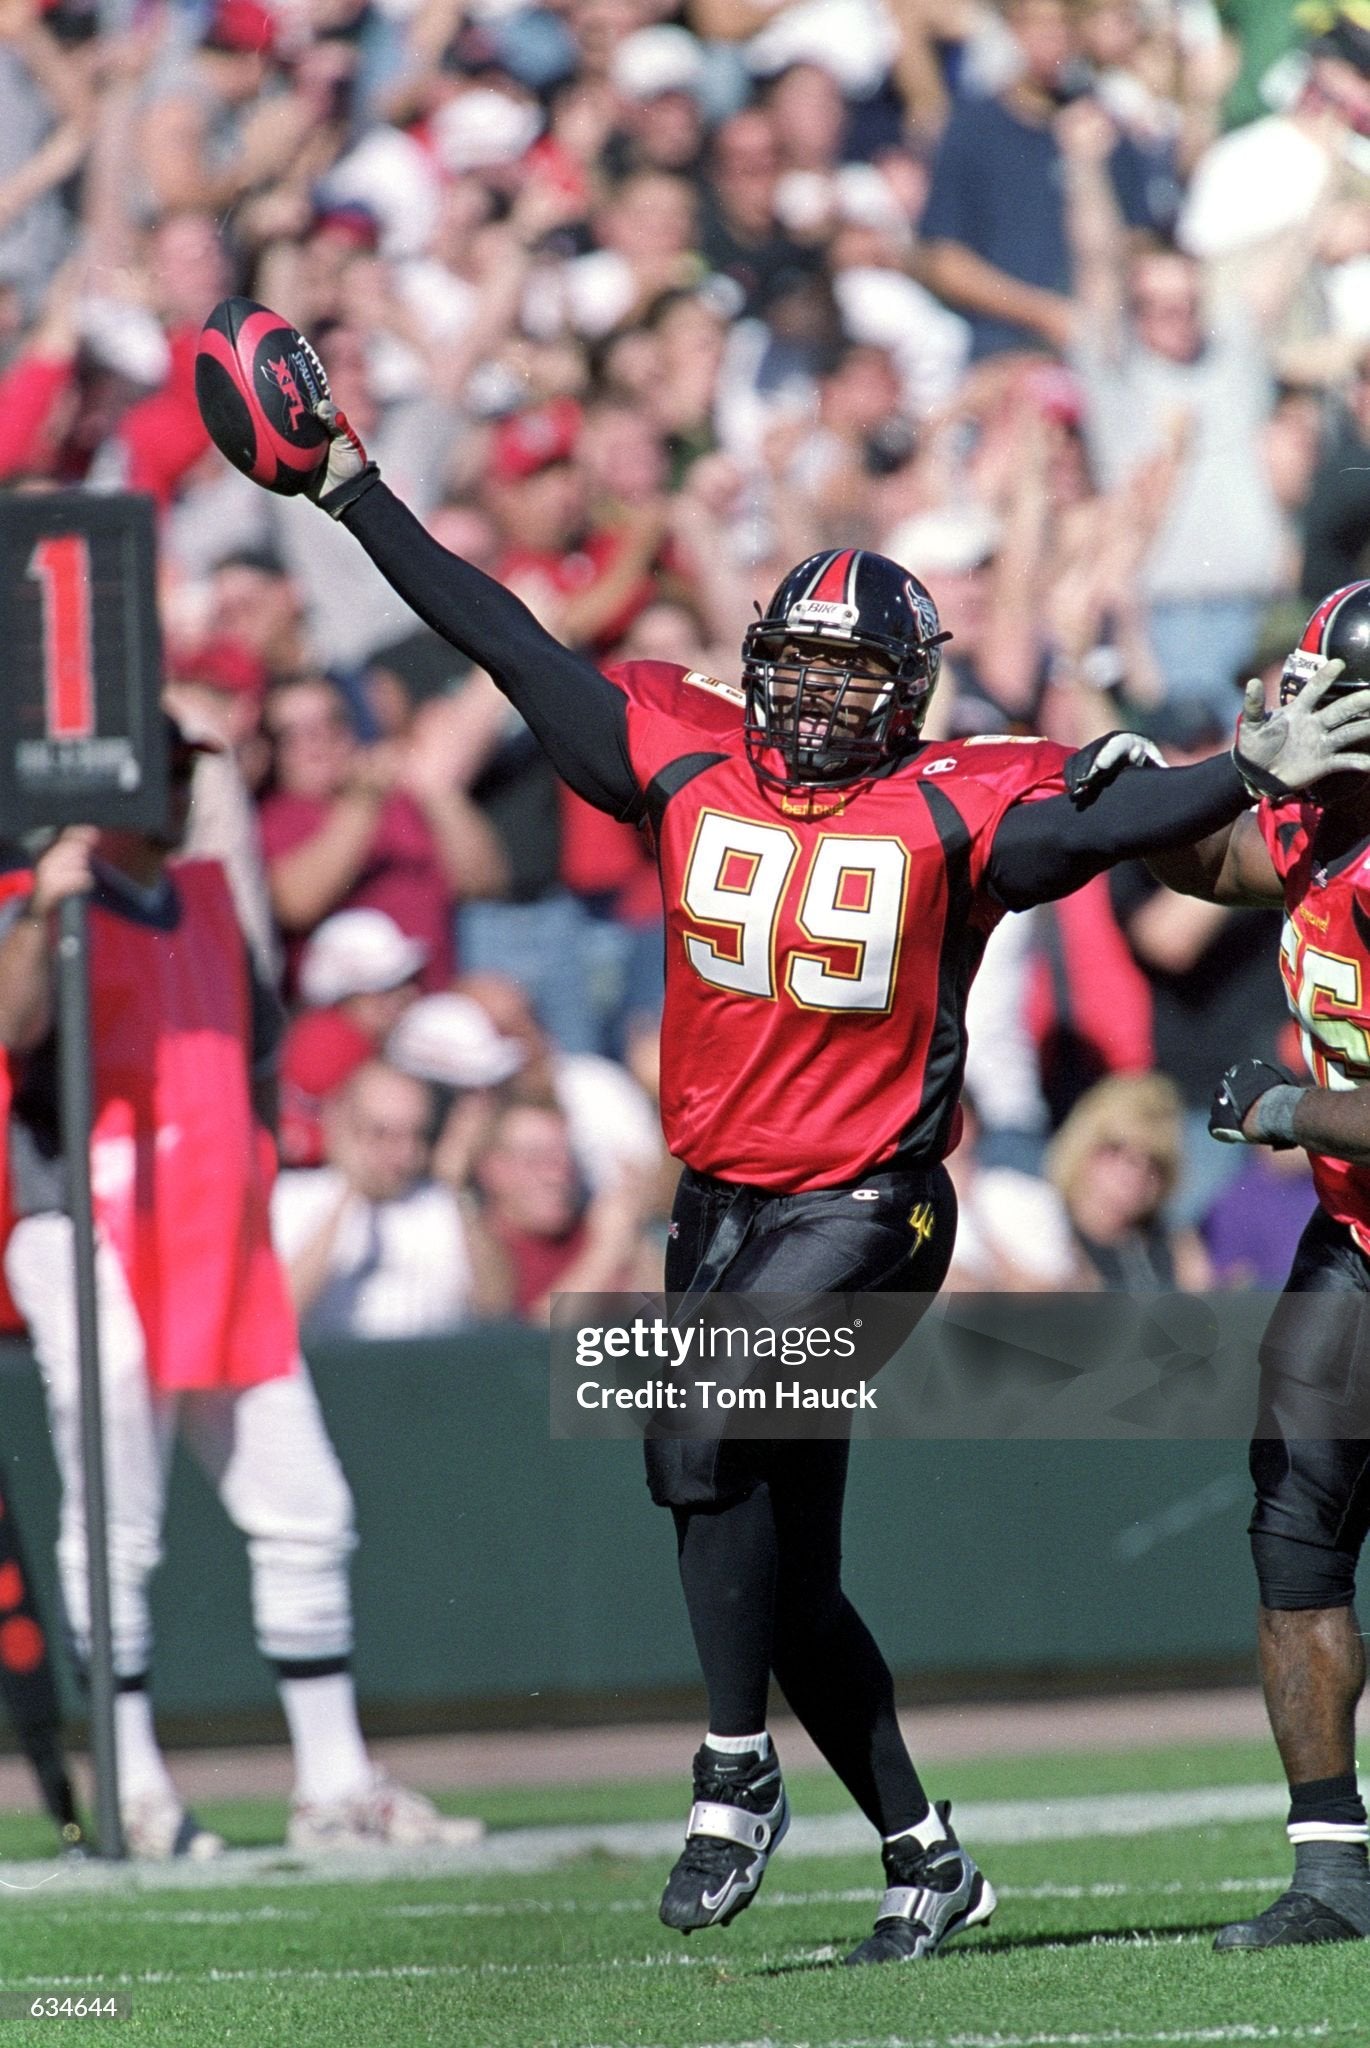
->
[985, 753, 1249, 910]
[344, 482, 642, 821]
[344, 481, 1249, 907]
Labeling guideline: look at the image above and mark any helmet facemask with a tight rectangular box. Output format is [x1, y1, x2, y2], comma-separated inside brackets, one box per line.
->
[741, 619, 946, 788]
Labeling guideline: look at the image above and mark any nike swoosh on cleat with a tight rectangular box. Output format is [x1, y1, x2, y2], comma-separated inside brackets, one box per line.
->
[702, 1854, 762, 1915]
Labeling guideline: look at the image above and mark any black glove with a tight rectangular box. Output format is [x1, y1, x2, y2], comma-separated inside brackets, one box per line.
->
[1209, 1057, 1299, 1148]
[1063, 732, 1165, 807]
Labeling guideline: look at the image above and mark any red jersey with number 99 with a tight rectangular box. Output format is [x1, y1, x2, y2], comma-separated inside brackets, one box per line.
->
[605, 660, 1070, 1191]
[1258, 795, 1370, 1253]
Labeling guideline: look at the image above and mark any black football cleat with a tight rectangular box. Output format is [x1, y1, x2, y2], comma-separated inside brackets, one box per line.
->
[844, 1801, 996, 1964]
[1215, 1884, 1370, 1950]
[658, 1742, 789, 1933]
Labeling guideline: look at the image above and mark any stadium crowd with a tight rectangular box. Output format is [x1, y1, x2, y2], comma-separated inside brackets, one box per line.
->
[2, 0, 1369, 1319]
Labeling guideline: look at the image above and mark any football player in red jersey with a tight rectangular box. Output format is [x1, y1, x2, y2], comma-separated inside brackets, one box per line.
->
[224, 372, 1370, 1961]
[1153, 581, 1370, 1951]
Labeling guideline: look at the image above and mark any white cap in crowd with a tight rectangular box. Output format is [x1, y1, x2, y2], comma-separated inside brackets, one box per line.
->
[612, 25, 710, 102]
[387, 993, 527, 1091]
[883, 506, 1003, 578]
[299, 910, 430, 1008]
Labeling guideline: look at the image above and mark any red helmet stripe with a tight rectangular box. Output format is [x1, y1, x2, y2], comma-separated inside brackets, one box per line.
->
[1301, 581, 1370, 655]
[806, 549, 856, 606]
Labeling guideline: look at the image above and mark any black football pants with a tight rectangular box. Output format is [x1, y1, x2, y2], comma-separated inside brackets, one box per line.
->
[652, 1161, 955, 1834]
[1251, 1207, 1370, 1611]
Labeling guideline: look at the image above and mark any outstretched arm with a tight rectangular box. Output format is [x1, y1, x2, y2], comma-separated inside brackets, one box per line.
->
[1145, 809, 1284, 907]
[989, 666, 1370, 909]
[986, 752, 1250, 909]
[341, 483, 642, 822]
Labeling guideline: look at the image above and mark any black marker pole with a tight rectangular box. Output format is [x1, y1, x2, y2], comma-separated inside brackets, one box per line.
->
[56, 891, 123, 1860]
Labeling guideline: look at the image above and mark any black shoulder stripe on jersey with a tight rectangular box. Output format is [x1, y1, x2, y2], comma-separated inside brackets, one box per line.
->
[644, 752, 729, 840]
[1352, 898, 1370, 959]
[897, 779, 981, 1166]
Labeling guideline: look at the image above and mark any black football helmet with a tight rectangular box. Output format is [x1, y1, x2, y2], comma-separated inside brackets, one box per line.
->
[1281, 580, 1370, 703]
[741, 548, 950, 788]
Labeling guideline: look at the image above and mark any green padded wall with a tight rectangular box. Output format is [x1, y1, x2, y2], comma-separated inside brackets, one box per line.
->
[0, 1332, 1257, 1726]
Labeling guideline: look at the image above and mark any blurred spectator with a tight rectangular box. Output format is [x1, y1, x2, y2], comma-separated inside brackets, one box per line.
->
[1179, 6, 1370, 379]
[528, 170, 702, 337]
[1107, 702, 1289, 1223]
[1046, 1072, 1213, 1291]
[279, 909, 428, 1168]
[386, 989, 527, 1190]
[138, 0, 317, 219]
[609, 25, 710, 175]
[699, 108, 821, 319]
[257, 673, 508, 995]
[458, 972, 665, 1194]
[1219, 0, 1302, 132]
[944, 1095, 1085, 1289]
[474, 1100, 660, 1321]
[1301, 345, 1370, 598]
[199, 549, 312, 684]
[963, 911, 1053, 1170]
[485, 398, 668, 657]
[1204, 1146, 1317, 1290]
[918, 0, 1155, 361]
[1062, 94, 1306, 718]
[165, 636, 278, 981]
[272, 1060, 511, 1337]
[884, 505, 1033, 729]
[0, 0, 90, 313]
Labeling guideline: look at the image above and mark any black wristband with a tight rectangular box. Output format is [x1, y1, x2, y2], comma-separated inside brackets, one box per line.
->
[1230, 743, 1294, 803]
[319, 461, 381, 520]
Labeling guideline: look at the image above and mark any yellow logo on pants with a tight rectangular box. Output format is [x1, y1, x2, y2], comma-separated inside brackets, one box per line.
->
[907, 1202, 935, 1247]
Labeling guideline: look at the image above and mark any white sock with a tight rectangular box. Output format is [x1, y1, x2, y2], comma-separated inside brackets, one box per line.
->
[706, 1730, 771, 1759]
[884, 1807, 948, 1852]
[278, 1672, 373, 1806]
[114, 1687, 177, 1806]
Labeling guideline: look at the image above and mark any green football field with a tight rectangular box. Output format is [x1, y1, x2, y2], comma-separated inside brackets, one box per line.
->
[1, 1737, 1367, 2048]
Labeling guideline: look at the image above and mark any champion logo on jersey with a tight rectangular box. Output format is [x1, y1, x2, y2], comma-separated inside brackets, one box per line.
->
[852, 1188, 880, 1201]
[922, 758, 957, 776]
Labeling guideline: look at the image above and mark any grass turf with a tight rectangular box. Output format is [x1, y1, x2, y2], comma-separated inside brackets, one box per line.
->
[1, 1738, 1367, 2048]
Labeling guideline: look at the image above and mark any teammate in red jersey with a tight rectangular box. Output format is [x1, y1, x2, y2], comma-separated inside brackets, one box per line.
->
[215, 364, 1370, 1962]
[1154, 581, 1370, 1951]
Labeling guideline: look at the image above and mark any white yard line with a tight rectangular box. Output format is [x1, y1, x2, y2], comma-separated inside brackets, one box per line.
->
[573, 2032, 1349, 2048]
[0, 1783, 1289, 1897]
[6, 1876, 1293, 1928]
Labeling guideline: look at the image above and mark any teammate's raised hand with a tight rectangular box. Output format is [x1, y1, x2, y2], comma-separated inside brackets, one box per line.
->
[1234, 660, 1370, 799]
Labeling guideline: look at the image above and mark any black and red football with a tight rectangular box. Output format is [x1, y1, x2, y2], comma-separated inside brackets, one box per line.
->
[195, 298, 330, 496]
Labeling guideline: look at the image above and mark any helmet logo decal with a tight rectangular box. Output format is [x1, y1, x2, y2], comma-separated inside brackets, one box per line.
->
[786, 597, 859, 637]
[906, 581, 940, 646]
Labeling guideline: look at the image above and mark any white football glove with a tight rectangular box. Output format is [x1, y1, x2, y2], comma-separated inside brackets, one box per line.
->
[1233, 660, 1370, 799]
[1063, 730, 1166, 804]
[309, 398, 379, 517]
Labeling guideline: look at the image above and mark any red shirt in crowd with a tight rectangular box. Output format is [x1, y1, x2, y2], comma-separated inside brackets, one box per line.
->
[258, 789, 454, 996]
